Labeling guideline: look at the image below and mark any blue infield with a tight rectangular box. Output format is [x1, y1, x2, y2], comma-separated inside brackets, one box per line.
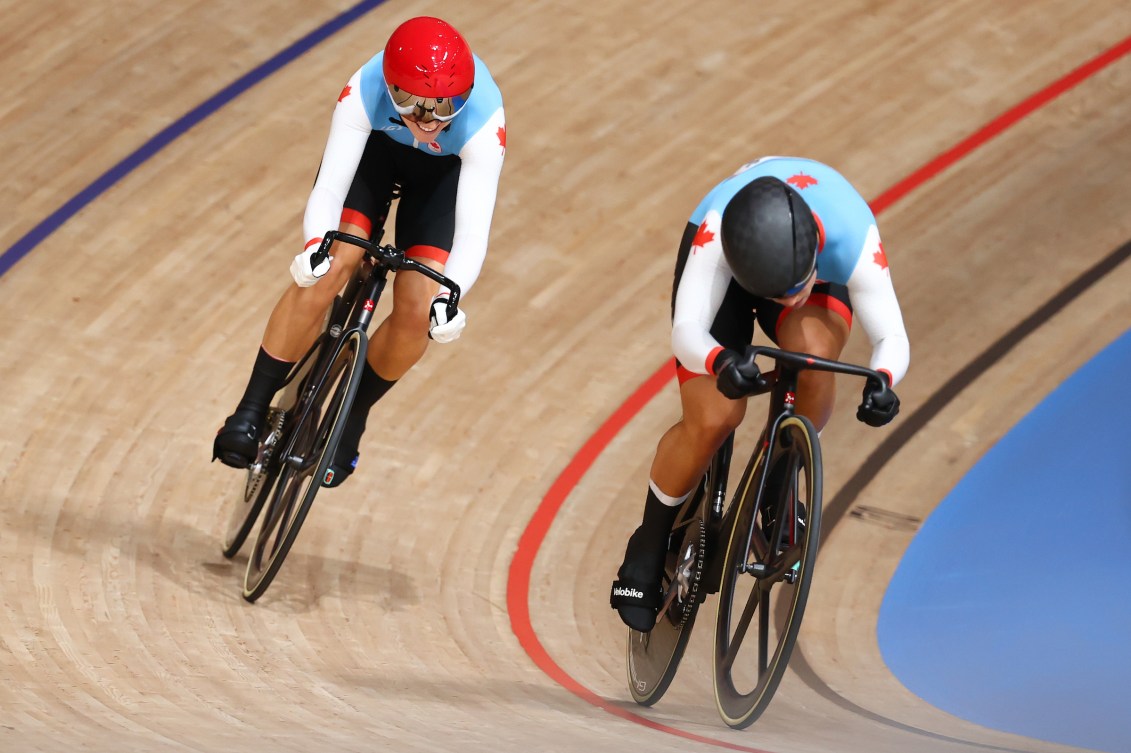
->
[879, 328, 1131, 752]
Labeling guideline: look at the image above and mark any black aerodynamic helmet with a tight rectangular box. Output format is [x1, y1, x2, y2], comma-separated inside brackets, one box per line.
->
[720, 176, 819, 298]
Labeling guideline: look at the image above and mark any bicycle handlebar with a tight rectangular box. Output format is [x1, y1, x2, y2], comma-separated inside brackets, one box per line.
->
[309, 230, 462, 321]
[737, 344, 891, 396]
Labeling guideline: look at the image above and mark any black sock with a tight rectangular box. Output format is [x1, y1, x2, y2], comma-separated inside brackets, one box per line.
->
[234, 347, 294, 420]
[620, 487, 682, 579]
[640, 487, 681, 540]
[335, 362, 397, 461]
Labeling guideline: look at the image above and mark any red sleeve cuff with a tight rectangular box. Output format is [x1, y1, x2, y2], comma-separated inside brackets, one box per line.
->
[706, 346, 726, 375]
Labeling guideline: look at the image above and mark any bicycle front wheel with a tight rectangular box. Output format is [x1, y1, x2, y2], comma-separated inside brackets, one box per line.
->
[242, 330, 366, 602]
[713, 415, 822, 728]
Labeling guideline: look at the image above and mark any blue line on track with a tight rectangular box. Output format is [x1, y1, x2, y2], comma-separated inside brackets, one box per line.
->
[0, 0, 388, 278]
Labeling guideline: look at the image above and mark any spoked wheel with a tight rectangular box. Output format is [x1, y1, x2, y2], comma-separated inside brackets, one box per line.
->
[220, 407, 288, 559]
[713, 415, 822, 728]
[242, 331, 366, 602]
[626, 483, 709, 705]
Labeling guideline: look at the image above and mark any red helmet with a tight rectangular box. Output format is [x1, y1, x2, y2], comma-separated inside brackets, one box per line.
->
[383, 16, 474, 99]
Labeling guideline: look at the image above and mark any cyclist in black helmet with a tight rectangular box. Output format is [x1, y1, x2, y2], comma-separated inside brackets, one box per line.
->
[610, 157, 910, 632]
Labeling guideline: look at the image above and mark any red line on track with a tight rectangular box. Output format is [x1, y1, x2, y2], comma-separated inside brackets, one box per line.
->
[506, 34, 1131, 748]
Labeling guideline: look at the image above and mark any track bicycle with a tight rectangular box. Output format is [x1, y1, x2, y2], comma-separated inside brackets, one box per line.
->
[626, 345, 892, 728]
[218, 226, 461, 603]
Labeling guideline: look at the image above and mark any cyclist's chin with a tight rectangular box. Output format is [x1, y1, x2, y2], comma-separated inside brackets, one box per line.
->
[774, 291, 812, 309]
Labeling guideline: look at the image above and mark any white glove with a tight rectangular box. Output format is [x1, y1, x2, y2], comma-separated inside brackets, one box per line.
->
[429, 295, 466, 343]
[290, 247, 331, 287]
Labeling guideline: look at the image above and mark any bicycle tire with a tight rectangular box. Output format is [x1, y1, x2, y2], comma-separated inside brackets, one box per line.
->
[712, 414, 823, 728]
[220, 407, 288, 559]
[242, 330, 366, 602]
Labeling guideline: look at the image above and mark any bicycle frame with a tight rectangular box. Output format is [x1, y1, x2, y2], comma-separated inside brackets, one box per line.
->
[728, 345, 884, 578]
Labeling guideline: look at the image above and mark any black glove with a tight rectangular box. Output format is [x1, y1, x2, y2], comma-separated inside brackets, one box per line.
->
[714, 348, 769, 399]
[857, 374, 900, 427]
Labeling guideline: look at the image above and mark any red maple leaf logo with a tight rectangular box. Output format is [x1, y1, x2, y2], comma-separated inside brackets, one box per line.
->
[497, 124, 507, 151]
[338, 84, 352, 103]
[691, 221, 715, 253]
[873, 242, 889, 271]
[787, 173, 818, 190]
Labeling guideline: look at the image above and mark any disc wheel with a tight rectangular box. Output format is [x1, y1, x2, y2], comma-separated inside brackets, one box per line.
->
[712, 415, 822, 728]
[626, 487, 708, 706]
[220, 407, 287, 559]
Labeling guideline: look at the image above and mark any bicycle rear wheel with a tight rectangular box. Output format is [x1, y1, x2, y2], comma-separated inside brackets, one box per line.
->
[220, 407, 288, 559]
[712, 415, 822, 728]
[626, 486, 708, 705]
[242, 330, 366, 602]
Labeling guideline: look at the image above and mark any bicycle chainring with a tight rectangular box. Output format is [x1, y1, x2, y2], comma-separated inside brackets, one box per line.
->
[663, 517, 707, 628]
[243, 407, 287, 502]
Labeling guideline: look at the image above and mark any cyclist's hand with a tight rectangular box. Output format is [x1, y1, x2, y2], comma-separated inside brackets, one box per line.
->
[714, 347, 768, 399]
[290, 246, 331, 287]
[429, 294, 466, 343]
[857, 373, 900, 427]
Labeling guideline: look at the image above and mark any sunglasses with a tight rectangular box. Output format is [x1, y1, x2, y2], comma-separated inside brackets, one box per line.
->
[778, 273, 812, 298]
[774, 255, 818, 298]
[387, 85, 472, 123]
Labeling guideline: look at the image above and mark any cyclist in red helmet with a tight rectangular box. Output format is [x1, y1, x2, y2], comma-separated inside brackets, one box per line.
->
[213, 16, 506, 487]
[384, 16, 474, 130]
[610, 157, 910, 632]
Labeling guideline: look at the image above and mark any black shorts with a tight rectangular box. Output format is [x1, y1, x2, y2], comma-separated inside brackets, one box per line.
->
[671, 221, 853, 379]
[335, 132, 461, 258]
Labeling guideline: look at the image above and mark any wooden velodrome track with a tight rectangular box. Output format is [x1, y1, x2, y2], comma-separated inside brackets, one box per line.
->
[2, 1, 1129, 751]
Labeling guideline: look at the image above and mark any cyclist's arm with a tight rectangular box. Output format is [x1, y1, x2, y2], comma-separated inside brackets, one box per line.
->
[440, 106, 506, 297]
[301, 69, 372, 252]
[671, 212, 732, 375]
[846, 225, 910, 386]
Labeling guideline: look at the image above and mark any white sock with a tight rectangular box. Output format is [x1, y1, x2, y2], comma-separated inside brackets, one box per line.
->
[649, 479, 690, 508]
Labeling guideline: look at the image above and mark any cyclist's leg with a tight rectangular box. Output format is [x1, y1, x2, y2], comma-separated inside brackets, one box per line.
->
[612, 229, 757, 629]
[261, 230, 368, 360]
[756, 283, 852, 431]
[213, 228, 366, 467]
[365, 253, 444, 378]
[653, 374, 748, 497]
[612, 375, 748, 630]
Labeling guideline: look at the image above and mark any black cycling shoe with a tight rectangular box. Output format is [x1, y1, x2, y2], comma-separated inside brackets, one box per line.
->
[212, 410, 261, 469]
[321, 453, 358, 488]
[610, 526, 667, 632]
